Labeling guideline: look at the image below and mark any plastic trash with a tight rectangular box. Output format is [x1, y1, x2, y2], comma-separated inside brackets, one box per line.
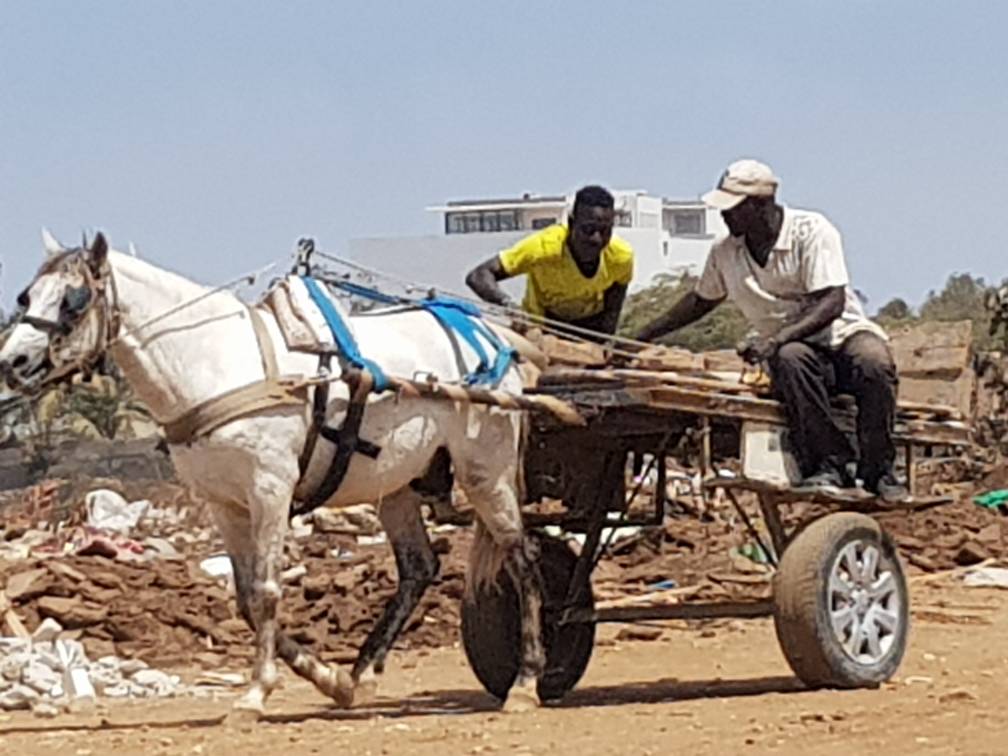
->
[734, 542, 771, 565]
[85, 489, 151, 534]
[973, 490, 1008, 513]
[963, 566, 1008, 589]
[199, 554, 234, 579]
[647, 579, 679, 591]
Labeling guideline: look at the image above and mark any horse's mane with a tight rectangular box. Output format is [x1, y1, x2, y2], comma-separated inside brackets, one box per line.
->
[35, 248, 82, 276]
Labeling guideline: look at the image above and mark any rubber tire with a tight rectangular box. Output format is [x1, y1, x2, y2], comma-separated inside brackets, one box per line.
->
[461, 536, 595, 702]
[773, 512, 909, 689]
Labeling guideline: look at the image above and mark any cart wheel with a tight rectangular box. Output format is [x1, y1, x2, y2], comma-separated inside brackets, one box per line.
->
[773, 512, 908, 688]
[461, 535, 595, 702]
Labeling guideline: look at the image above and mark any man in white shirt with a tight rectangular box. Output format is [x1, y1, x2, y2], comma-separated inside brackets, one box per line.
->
[635, 159, 905, 500]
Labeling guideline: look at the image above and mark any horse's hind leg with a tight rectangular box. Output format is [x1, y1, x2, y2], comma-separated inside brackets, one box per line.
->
[501, 532, 544, 712]
[451, 412, 545, 712]
[351, 487, 439, 703]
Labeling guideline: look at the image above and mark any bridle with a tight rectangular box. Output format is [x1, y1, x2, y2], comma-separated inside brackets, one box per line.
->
[14, 250, 121, 389]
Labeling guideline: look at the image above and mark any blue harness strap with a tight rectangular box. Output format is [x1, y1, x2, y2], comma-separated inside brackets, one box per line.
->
[420, 296, 516, 387]
[300, 276, 390, 391]
[309, 278, 515, 388]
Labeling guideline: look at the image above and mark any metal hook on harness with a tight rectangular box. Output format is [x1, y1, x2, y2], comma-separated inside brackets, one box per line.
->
[294, 237, 316, 276]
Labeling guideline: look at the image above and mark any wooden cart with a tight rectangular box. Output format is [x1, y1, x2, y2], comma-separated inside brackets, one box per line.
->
[459, 364, 972, 702]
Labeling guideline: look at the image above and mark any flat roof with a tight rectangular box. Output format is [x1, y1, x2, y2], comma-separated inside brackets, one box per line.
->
[661, 198, 706, 207]
[426, 196, 568, 213]
[426, 192, 709, 214]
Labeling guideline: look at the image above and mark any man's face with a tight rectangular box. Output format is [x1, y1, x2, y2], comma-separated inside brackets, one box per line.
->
[721, 196, 761, 238]
[568, 205, 614, 261]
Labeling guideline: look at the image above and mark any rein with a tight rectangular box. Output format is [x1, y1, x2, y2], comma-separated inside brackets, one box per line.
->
[16, 252, 122, 391]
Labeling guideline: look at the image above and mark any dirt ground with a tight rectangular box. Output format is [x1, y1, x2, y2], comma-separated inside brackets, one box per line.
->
[0, 579, 1003, 756]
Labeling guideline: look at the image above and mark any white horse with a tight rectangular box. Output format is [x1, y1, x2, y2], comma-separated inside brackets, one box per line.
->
[0, 232, 545, 718]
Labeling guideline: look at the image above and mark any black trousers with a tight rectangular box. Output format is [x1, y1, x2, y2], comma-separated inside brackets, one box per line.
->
[767, 331, 898, 486]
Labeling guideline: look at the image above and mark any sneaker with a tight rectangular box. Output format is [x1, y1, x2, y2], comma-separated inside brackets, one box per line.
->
[866, 472, 909, 503]
[800, 463, 855, 491]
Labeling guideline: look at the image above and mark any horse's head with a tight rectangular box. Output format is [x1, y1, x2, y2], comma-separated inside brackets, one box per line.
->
[0, 230, 119, 394]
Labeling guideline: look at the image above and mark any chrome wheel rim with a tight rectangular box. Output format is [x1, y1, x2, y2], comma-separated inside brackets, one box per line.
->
[828, 539, 903, 665]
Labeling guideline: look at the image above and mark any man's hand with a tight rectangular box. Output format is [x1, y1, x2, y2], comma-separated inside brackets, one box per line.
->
[466, 256, 515, 308]
[737, 334, 778, 364]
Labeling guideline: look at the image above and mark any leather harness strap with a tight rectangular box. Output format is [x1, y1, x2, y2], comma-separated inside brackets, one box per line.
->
[290, 365, 380, 517]
[297, 353, 332, 477]
[163, 306, 307, 445]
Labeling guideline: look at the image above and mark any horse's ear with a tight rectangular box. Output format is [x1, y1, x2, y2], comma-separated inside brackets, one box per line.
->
[88, 232, 109, 274]
[41, 227, 64, 257]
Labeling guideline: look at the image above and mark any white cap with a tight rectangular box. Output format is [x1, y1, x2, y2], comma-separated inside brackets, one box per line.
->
[702, 159, 779, 210]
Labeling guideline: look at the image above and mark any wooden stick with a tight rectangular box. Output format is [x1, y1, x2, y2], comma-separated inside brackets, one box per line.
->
[538, 367, 962, 420]
[595, 583, 704, 609]
[909, 558, 998, 584]
[388, 376, 585, 426]
[0, 590, 30, 639]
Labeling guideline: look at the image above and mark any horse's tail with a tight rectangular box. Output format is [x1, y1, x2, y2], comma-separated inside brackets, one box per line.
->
[514, 409, 529, 507]
[466, 518, 508, 599]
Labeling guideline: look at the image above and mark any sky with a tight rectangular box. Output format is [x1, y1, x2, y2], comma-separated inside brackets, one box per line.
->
[2, 1, 1007, 312]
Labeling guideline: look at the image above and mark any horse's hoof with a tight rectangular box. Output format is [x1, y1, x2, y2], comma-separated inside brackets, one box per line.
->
[320, 667, 355, 708]
[226, 698, 265, 727]
[354, 677, 379, 707]
[501, 687, 540, 714]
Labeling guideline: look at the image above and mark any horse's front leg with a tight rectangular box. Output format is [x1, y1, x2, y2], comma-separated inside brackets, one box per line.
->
[209, 499, 355, 716]
[351, 487, 440, 703]
[227, 471, 290, 719]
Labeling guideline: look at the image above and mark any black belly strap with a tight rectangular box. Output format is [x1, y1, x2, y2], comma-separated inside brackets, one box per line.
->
[290, 363, 381, 518]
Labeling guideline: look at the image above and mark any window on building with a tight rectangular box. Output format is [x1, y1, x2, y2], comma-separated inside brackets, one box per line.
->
[614, 209, 633, 227]
[498, 210, 519, 231]
[446, 209, 523, 234]
[463, 213, 482, 233]
[669, 210, 705, 236]
[531, 217, 556, 230]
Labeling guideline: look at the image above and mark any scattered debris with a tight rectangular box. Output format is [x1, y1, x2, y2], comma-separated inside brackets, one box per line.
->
[0, 630, 185, 712]
[963, 566, 1008, 589]
[85, 489, 150, 534]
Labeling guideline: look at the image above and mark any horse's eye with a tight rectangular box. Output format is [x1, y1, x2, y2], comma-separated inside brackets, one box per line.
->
[61, 286, 91, 318]
[16, 290, 28, 309]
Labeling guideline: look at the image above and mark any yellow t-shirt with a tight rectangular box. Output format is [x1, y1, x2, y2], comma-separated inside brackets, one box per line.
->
[498, 225, 634, 320]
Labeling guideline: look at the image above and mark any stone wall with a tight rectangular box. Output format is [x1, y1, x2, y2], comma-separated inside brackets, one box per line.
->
[0, 438, 174, 491]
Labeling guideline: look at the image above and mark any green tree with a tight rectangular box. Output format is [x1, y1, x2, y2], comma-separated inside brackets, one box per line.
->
[618, 273, 749, 351]
[874, 297, 917, 331]
[918, 273, 996, 349]
[876, 297, 913, 321]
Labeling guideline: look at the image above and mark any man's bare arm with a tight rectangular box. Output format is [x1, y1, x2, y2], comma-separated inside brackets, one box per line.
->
[774, 286, 845, 344]
[596, 282, 628, 336]
[634, 291, 722, 342]
[465, 256, 514, 307]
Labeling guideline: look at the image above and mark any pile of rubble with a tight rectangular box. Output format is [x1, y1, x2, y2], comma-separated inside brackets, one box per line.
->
[0, 479, 469, 673]
[0, 619, 188, 713]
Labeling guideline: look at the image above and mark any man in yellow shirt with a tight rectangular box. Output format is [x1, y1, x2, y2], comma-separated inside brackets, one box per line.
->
[465, 185, 634, 338]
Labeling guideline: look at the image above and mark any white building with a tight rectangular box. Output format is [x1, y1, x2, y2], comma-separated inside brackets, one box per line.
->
[346, 189, 726, 298]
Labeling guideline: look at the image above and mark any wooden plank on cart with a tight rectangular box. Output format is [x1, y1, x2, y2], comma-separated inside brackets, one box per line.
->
[890, 319, 975, 417]
[641, 385, 970, 446]
[704, 475, 953, 512]
[889, 319, 972, 379]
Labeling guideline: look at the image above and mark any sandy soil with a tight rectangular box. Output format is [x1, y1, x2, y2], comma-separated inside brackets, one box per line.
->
[0, 579, 1003, 756]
